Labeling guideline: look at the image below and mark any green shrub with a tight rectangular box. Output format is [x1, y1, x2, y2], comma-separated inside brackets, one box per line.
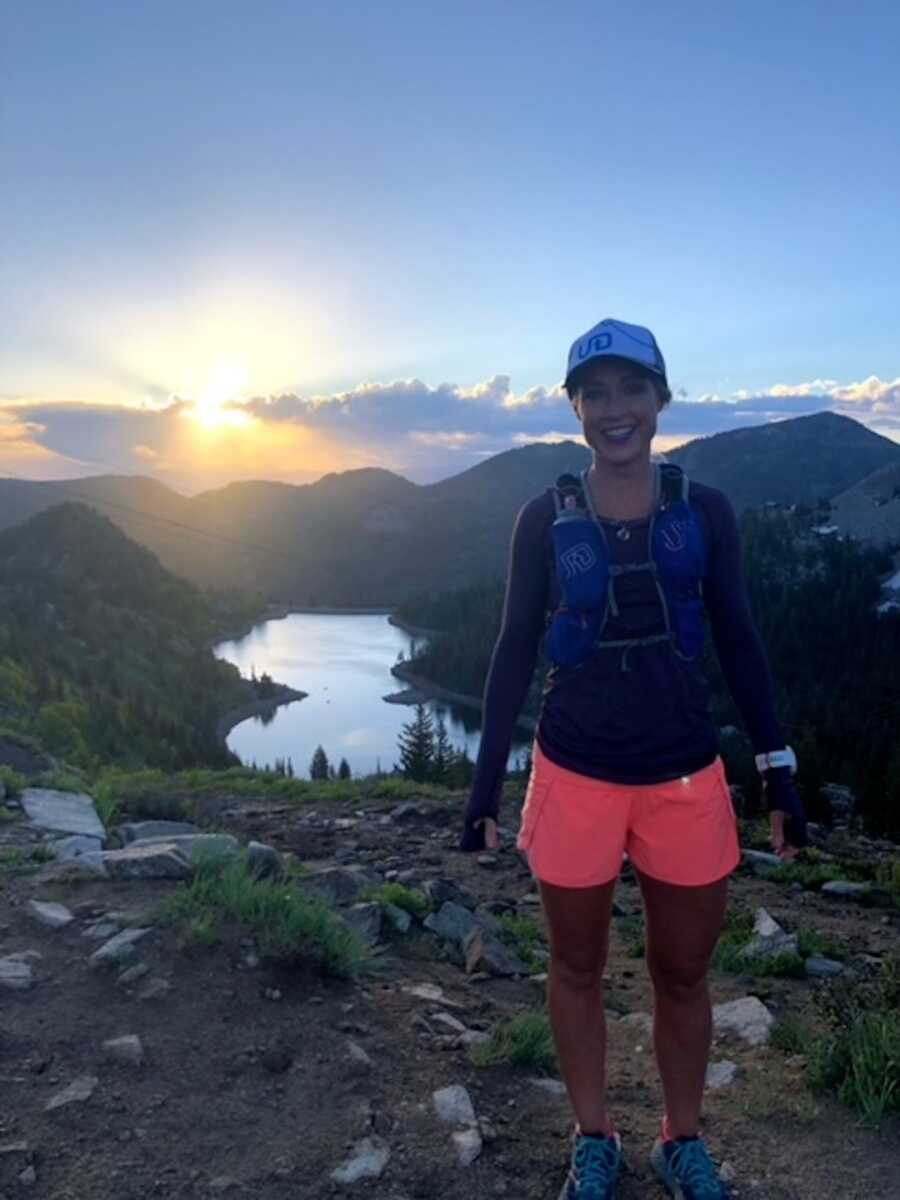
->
[802, 958, 900, 1126]
[158, 849, 372, 978]
[499, 913, 547, 968]
[0, 765, 26, 797]
[472, 1011, 557, 1071]
[91, 779, 120, 828]
[364, 882, 430, 917]
[712, 909, 805, 977]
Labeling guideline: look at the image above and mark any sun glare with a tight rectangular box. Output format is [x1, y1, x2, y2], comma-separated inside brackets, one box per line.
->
[187, 360, 253, 429]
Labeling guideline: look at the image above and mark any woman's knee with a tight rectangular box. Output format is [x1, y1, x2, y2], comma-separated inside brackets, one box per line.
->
[646, 950, 710, 999]
[550, 942, 609, 992]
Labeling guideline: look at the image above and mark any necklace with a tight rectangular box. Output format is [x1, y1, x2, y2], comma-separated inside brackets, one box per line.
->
[583, 464, 659, 543]
[615, 524, 631, 542]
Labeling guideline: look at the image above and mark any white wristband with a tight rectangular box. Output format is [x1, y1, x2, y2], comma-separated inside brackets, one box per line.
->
[754, 746, 797, 775]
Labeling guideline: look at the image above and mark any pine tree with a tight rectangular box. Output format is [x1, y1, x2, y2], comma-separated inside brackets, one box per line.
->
[338, 757, 352, 779]
[396, 703, 435, 782]
[432, 713, 451, 783]
[309, 745, 330, 780]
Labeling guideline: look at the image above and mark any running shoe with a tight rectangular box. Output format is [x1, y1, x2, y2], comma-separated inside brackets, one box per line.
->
[559, 1131, 623, 1199]
[650, 1133, 730, 1199]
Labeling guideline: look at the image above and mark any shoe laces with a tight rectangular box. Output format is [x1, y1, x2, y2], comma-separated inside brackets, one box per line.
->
[573, 1134, 620, 1196]
[668, 1137, 727, 1199]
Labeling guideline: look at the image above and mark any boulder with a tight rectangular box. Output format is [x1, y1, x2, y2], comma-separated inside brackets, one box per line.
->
[712, 996, 774, 1047]
[739, 908, 799, 960]
[330, 1137, 390, 1184]
[98, 845, 193, 881]
[463, 928, 528, 977]
[24, 900, 74, 930]
[118, 820, 199, 844]
[433, 1084, 476, 1125]
[20, 789, 105, 838]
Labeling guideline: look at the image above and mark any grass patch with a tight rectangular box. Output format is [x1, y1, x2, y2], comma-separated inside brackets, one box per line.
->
[362, 882, 430, 917]
[796, 928, 847, 960]
[0, 765, 26, 797]
[157, 848, 373, 978]
[771, 959, 900, 1126]
[499, 913, 547, 968]
[91, 779, 120, 829]
[766, 860, 874, 889]
[712, 909, 805, 978]
[874, 860, 900, 902]
[472, 1011, 557, 1071]
[0, 805, 17, 823]
[803, 958, 900, 1126]
[37, 768, 87, 793]
[0, 845, 53, 875]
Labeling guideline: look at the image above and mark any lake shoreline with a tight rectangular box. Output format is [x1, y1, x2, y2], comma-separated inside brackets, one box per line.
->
[389, 661, 536, 734]
[215, 684, 308, 745]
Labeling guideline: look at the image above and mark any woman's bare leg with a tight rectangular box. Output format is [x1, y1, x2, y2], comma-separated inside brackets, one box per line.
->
[637, 871, 729, 1137]
[540, 878, 619, 1134]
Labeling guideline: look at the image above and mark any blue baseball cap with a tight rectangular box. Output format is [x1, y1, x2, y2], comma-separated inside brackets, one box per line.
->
[564, 318, 667, 395]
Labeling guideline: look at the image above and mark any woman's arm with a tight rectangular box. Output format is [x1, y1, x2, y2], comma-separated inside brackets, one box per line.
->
[702, 489, 807, 851]
[702, 490, 786, 753]
[460, 495, 551, 850]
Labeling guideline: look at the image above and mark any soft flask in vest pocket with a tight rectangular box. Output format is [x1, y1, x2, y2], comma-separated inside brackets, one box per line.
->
[546, 504, 608, 666]
[651, 501, 708, 659]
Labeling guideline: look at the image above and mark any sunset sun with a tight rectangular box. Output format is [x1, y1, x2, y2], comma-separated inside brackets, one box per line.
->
[188, 360, 253, 430]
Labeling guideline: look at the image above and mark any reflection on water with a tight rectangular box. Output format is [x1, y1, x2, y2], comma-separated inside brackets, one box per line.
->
[214, 612, 530, 778]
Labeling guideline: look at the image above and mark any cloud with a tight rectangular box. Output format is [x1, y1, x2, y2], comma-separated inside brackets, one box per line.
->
[3, 371, 899, 488]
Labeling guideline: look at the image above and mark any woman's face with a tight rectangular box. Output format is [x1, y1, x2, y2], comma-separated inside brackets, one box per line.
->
[571, 358, 664, 467]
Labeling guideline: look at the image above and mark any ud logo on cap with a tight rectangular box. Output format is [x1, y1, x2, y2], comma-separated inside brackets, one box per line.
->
[564, 318, 667, 393]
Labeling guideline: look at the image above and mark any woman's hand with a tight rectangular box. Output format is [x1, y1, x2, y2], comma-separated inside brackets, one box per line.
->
[769, 809, 799, 862]
[480, 817, 499, 850]
[763, 769, 807, 860]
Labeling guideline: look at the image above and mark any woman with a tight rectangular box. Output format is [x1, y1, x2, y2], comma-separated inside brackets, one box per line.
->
[460, 318, 807, 1200]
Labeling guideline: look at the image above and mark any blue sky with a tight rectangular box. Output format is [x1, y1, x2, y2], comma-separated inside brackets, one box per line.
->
[2, 0, 899, 490]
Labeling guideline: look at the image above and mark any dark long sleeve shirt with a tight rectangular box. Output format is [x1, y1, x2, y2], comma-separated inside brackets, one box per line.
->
[461, 479, 787, 847]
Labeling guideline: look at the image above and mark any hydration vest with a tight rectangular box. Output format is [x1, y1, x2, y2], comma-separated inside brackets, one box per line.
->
[546, 463, 708, 670]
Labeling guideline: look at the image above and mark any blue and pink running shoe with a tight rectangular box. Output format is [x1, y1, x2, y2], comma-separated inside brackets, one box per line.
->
[650, 1132, 731, 1199]
[559, 1131, 623, 1199]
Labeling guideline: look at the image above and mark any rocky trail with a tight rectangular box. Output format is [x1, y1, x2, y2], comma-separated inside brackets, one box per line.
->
[1, 780, 899, 1200]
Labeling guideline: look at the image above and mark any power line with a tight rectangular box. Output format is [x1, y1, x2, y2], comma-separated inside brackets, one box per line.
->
[0, 467, 299, 566]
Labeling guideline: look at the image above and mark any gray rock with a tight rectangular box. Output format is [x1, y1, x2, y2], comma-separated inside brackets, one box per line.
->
[18, 1164, 37, 1188]
[34, 854, 108, 882]
[452, 1127, 483, 1167]
[82, 917, 120, 939]
[463, 928, 528, 977]
[117, 963, 151, 988]
[739, 908, 799, 960]
[103, 1035, 145, 1067]
[345, 1040, 373, 1073]
[529, 1077, 567, 1096]
[705, 1060, 738, 1089]
[821, 880, 871, 898]
[0, 950, 42, 991]
[99, 845, 193, 880]
[45, 1074, 98, 1111]
[118, 820, 199, 844]
[24, 900, 74, 929]
[431, 1011, 468, 1034]
[246, 840, 282, 878]
[21, 789, 105, 838]
[116, 833, 238, 863]
[382, 902, 412, 934]
[712, 996, 774, 1047]
[402, 982, 465, 1008]
[423, 900, 499, 947]
[805, 955, 844, 978]
[137, 977, 171, 1001]
[46, 834, 104, 860]
[619, 1012, 653, 1036]
[422, 878, 476, 910]
[330, 1136, 391, 1183]
[458, 1030, 490, 1049]
[346, 902, 383, 944]
[301, 866, 379, 905]
[390, 803, 424, 823]
[90, 927, 152, 969]
[742, 849, 782, 872]
[433, 1084, 477, 1125]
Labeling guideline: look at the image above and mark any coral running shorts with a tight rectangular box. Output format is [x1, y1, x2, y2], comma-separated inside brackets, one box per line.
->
[516, 742, 741, 888]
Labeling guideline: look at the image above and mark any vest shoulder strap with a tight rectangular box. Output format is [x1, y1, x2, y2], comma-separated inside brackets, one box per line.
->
[658, 461, 689, 506]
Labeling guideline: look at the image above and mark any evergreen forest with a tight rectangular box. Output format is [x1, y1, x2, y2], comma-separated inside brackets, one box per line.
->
[396, 508, 900, 835]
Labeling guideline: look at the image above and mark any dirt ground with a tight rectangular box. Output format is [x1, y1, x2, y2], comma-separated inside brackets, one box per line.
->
[1, 787, 899, 1200]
